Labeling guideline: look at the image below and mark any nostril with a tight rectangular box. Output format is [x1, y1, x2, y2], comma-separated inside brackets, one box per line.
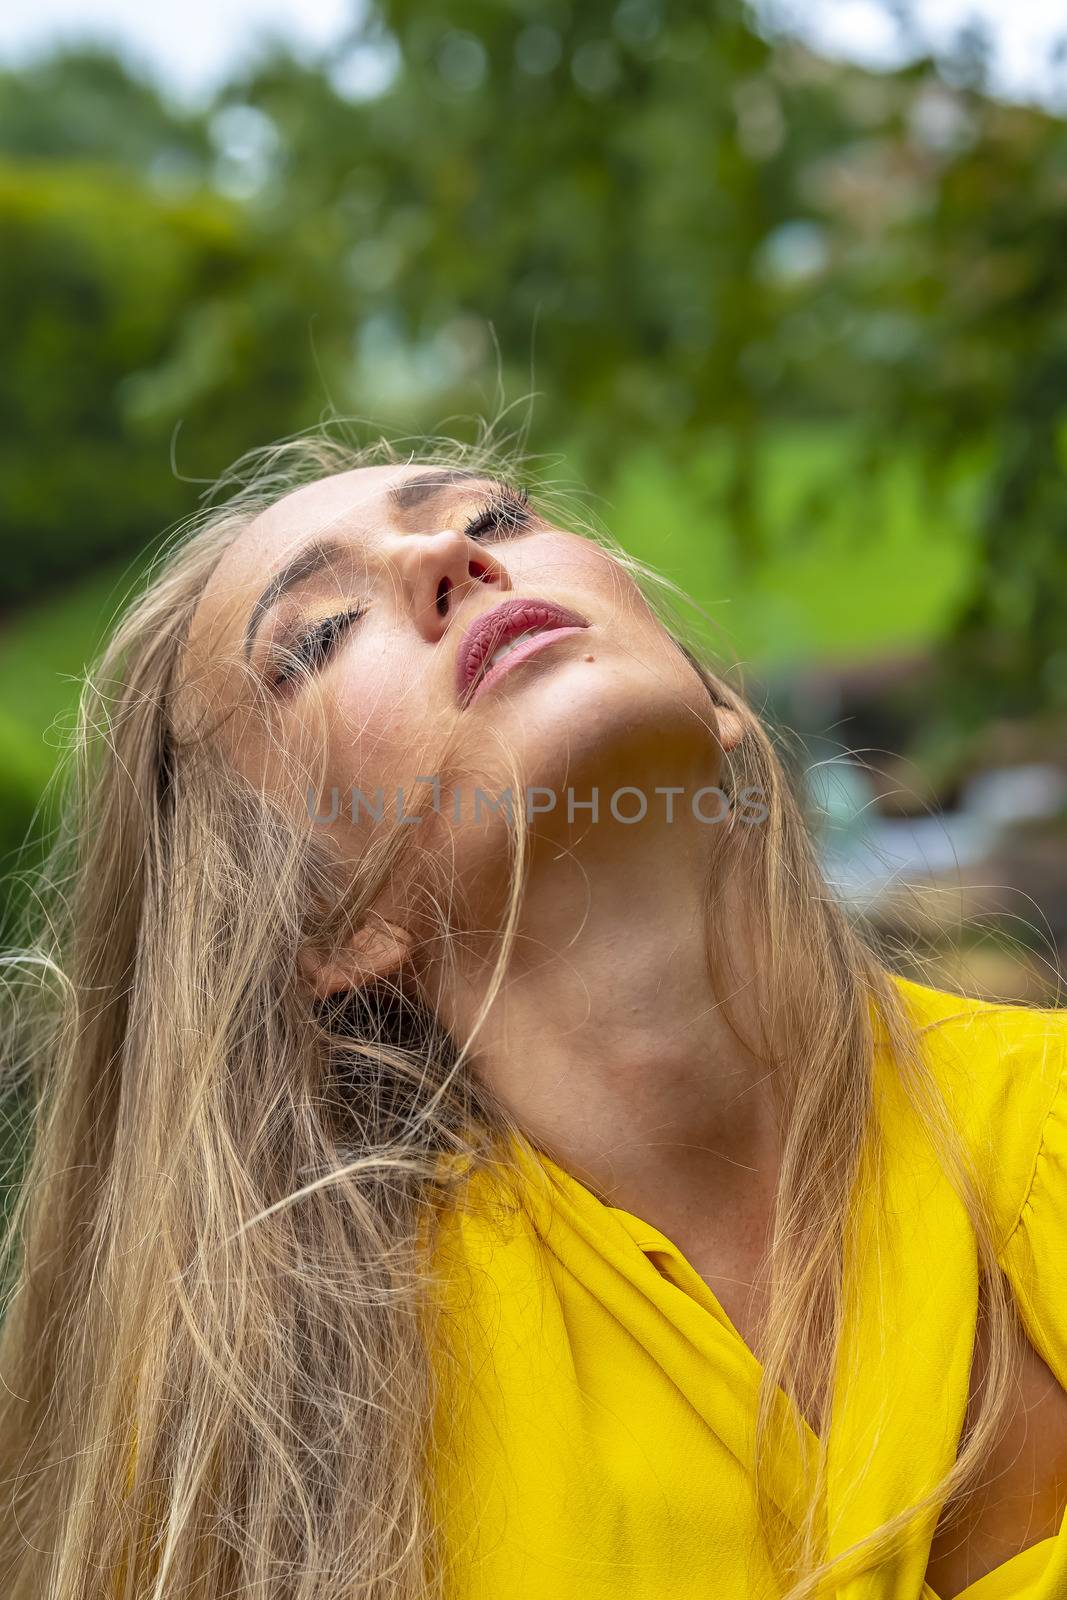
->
[436, 576, 452, 617]
[468, 558, 492, 582]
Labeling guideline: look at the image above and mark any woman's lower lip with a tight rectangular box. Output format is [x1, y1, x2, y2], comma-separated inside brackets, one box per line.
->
[467, 625, 589, 705]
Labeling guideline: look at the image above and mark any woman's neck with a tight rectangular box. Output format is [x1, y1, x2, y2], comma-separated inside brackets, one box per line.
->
[436, 813, 784, 1262]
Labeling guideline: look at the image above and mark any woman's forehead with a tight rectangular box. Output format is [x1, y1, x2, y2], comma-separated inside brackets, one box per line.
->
[230, 463, 420, 573]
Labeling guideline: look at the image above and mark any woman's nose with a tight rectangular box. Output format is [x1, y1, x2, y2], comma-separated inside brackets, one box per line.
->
[394, 527, 510, 640]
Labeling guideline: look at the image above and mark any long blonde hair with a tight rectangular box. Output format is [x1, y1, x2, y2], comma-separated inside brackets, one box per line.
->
[0, 421, 1043, 1597]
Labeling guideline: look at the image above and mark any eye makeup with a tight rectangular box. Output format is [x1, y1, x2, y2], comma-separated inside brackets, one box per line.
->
[264, 605, 367, 694]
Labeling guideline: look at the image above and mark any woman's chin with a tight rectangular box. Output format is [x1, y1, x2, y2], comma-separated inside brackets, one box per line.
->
[481, 653, 720, 806]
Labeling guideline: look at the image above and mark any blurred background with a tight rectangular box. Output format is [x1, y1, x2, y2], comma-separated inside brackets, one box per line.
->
[2, 0, 1066, 1001]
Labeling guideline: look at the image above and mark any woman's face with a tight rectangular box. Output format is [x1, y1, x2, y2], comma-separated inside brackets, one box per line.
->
[182, 463, 737, 965]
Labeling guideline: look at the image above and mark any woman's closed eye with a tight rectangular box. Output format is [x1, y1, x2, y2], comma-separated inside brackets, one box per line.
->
[463, 486, 531, 540]
[267, 606, 366, 693]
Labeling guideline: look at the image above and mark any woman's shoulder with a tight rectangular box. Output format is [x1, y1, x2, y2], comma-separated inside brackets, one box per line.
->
[885, 971, 1067, 1118]
[884, 972, 1067, 1257]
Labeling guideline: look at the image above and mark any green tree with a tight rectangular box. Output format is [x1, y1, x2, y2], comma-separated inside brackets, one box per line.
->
[0, 155, 357, 608]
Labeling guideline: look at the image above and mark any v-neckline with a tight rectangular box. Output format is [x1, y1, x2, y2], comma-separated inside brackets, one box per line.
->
[602, 1183, 1065, 1600]
[511, 1092, 1065, 1600]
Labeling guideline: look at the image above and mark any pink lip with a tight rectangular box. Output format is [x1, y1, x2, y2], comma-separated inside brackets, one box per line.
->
[456, 597, 590, 705]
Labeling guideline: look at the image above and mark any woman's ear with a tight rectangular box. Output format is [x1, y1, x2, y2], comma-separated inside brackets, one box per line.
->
[675, 641, 745, 756]
[298, 918, 414, 999]
[716, 707, 745, 755]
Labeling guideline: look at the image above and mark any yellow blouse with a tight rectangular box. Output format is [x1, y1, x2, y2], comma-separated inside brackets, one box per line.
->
[425, 976, 1067, 1599]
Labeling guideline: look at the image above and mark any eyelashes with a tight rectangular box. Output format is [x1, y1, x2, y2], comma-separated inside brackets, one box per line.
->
[266, 606, 366, 693]
[463, 485, 531, 540]
[265, 485, 533, 694]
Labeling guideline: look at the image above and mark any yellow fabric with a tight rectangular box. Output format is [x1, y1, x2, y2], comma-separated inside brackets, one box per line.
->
[426, 976, 1067, 1598]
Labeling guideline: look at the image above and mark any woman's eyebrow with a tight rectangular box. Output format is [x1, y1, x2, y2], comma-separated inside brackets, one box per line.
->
[243, 537, 351, 664]
[386, 467, 488, 513]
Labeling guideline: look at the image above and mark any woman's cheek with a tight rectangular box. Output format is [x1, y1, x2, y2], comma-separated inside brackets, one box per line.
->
[328, 652, 437, 804]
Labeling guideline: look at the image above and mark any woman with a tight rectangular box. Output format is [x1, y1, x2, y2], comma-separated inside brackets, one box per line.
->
[0, 427, 1064, 1600]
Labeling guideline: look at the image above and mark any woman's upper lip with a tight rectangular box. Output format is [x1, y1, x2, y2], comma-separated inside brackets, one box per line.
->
[455, 597, 590, 703]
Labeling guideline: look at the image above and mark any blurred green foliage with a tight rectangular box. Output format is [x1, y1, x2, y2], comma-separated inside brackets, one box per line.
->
[2, 1, 1067, 885]
[0, 156, 355, 601]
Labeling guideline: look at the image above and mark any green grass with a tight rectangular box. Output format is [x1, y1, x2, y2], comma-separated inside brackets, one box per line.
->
[0, 555, 150, 769]
[605, 424, 983, 671]
[0, 555, 151, 893]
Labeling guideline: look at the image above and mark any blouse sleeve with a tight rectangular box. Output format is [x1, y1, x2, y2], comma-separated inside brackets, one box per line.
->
[891, 976, 1067, 1263]
[997, 1009, 1067, 1389]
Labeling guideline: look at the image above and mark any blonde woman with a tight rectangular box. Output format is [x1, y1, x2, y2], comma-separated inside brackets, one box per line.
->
[0, 429, 1065, 1600]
